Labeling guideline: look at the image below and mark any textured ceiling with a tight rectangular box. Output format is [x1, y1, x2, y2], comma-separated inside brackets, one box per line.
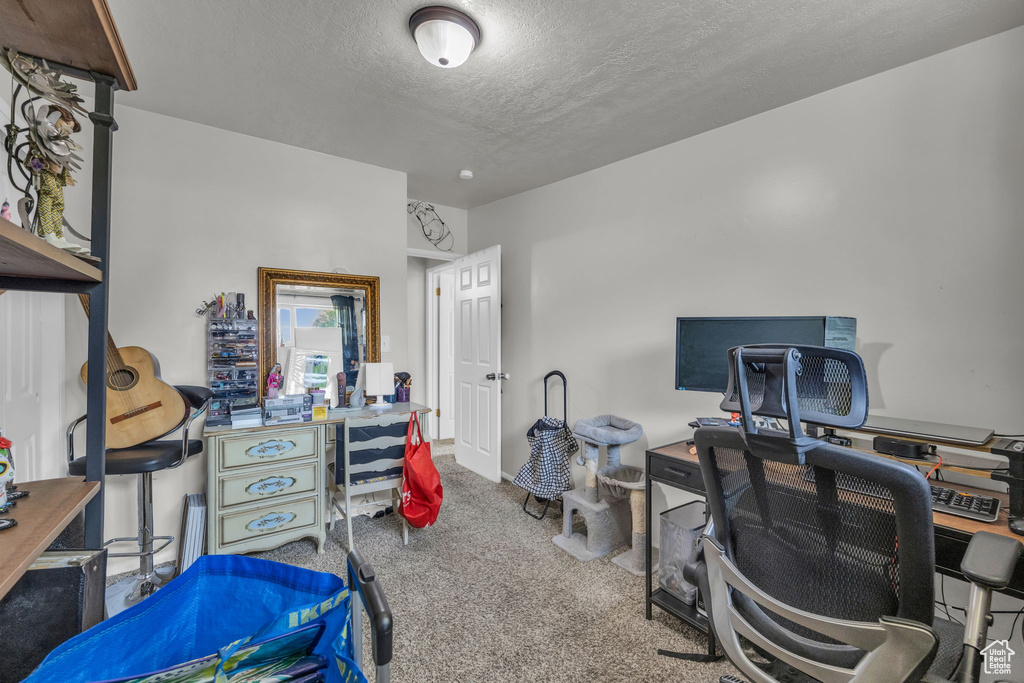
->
[108, 1, 1024, 209]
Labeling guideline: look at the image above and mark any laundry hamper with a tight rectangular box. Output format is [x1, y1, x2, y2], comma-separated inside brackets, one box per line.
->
[25, 551, 393, 683]
[658, 500, 707, 605]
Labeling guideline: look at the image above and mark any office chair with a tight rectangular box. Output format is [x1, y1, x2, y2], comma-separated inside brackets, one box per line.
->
[687, 345, 1022, 683]
[67, 385, 212, 611]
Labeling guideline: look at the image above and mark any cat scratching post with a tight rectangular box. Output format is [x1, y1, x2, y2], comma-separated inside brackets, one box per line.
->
[609, 478, 653, 576]
[583, 450, 600, 502]
[552, 415, 644, 563]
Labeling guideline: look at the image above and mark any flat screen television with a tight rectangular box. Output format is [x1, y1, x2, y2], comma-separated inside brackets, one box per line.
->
[675, 316, 856, 393]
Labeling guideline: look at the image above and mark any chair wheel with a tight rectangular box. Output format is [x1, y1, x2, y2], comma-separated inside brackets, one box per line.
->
[720, 676, 746, 683]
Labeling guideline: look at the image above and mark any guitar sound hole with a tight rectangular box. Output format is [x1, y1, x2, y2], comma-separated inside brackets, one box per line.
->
[108, 367, 139, 391]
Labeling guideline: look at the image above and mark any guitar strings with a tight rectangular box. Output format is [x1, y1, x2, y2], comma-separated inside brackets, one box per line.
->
[81, 294, 138, 418]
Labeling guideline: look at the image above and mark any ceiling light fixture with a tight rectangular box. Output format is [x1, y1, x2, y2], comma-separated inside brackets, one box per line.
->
[409, 6, 480, 69]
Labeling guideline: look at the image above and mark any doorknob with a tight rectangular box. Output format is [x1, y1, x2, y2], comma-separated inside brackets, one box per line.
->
[486, 372, 510, 380]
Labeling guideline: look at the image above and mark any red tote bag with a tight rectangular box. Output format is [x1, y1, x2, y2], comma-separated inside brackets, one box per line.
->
[399, 412, 443, 528]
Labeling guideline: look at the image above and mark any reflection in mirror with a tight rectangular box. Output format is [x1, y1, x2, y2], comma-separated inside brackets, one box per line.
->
[275, 284, 366, 407]
[257, 268, 380, 406]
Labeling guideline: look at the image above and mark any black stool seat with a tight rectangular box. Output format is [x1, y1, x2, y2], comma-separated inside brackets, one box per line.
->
[68, 439, 204, 476]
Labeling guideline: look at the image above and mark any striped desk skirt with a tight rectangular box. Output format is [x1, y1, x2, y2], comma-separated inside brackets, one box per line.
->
[335, 412, 415, 486]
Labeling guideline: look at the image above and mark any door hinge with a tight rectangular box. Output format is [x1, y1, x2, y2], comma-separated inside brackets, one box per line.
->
[435, 408, 440, 417]
[435, 287, 441, 296]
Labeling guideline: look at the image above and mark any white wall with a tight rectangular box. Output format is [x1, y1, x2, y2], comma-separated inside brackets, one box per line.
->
[469, 25, 1024, 654]
[470, 26, 1024, 480]
[64, 105, 407, 573]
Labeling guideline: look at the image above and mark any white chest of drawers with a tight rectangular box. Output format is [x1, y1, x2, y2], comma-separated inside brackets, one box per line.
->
[206, 423, 327, 555]
[204, 403, 430, 556]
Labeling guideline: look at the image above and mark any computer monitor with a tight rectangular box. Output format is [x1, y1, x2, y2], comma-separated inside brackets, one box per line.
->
[675, 316, 856, 393]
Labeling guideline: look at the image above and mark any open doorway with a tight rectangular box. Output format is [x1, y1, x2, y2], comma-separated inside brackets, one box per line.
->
[406, 254, 454, 440]
[409, 244, 503, 477]
[426, 262, 455, 441]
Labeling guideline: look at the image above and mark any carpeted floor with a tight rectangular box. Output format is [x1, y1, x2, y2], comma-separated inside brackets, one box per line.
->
[254, 440, 734, 682]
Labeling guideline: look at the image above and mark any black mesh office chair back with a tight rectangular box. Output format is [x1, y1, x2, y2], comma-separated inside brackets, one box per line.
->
[690, 345, 1021, 683]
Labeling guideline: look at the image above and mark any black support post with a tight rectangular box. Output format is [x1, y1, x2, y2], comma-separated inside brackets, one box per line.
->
[82, 73, 118, 550]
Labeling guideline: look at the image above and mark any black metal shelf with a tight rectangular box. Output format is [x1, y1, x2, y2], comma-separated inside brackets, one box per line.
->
[646, 445, 718, 659]
[650, 587, 708, 631]
[0, 1, 135, 549]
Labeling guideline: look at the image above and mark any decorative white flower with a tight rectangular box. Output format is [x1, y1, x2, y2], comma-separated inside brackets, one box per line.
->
[0, 49, 87, 114]
[27, 102, 84, 174]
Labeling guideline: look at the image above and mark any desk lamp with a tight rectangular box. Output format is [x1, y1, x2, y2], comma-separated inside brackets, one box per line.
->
[364, 362, 395, 410]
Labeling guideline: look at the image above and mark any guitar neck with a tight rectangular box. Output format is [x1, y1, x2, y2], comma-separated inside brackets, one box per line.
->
[77, 294, 124, 368]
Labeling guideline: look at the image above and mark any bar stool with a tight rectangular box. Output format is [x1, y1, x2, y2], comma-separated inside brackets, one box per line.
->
[67, 385, 212, 613]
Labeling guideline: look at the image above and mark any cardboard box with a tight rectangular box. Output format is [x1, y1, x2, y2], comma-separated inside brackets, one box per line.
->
[263, 394, 313, 424]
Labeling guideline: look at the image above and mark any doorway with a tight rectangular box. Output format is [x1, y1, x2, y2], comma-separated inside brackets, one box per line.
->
[407, 253, 454, 440]
[419, 246, 504, 480]
[452, 245, 503, 482]
[426, 263, 455, 441]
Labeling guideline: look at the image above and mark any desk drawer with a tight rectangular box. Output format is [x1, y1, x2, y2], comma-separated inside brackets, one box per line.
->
[219, 461, 319, 508]
[218, 495, 319, 546]
[649, 453, 704, 492]
[219, 427, 318, 470]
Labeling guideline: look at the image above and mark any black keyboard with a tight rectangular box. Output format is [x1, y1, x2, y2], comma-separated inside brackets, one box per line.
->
[930, 485, 1000, 523]
[801, 467, 1000, 523]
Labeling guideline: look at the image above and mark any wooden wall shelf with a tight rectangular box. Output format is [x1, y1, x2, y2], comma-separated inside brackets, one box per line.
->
[0, 0, 132, 562]
[0, 477, 100, 600]
[0, 0, 136, 90]
[0, 217, 102, 284]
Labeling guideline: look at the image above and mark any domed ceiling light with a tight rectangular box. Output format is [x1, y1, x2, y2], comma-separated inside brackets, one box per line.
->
[409, 6, 480, 69]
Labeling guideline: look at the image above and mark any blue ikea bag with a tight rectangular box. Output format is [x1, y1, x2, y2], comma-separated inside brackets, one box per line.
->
[25, 554, 366, 683]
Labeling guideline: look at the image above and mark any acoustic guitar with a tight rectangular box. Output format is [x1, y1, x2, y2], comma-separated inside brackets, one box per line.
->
[78, 294, 189, 449]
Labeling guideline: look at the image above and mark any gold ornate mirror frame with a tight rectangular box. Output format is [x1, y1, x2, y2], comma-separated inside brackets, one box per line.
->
[257, 267, 381, 400]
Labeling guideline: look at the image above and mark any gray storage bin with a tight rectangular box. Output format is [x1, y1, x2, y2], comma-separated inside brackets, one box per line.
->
[658, 500, 706, 604]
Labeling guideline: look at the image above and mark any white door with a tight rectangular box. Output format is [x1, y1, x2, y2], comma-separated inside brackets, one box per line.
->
[0, 290, 65, 482]
[453, 246, 502, 482]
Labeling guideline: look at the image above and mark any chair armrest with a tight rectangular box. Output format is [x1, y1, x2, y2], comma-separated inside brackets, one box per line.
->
[348, 549, 393, 667]
[960, 530, 1023, 591]
[168, 386, 213, 469]
[174, 385, 214, 411]
[682, 537, 717, 637]
[66, 414, 87, 463]
[682, 539, 707, 586]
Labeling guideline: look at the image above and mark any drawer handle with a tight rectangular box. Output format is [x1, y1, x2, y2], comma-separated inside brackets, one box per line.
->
[246, 439, 297, 458]
[246, 476, 297, 496]
[664, 467, 692, 479]
[246, 511, 297, 533]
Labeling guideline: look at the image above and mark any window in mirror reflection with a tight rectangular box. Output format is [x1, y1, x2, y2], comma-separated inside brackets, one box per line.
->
[278, 309, 292, 345]
[275, 284, 367, 408]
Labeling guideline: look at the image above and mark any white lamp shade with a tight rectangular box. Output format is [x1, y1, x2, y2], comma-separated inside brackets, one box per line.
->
[364, 362, 395, 398]
[414, 18, 476, 68]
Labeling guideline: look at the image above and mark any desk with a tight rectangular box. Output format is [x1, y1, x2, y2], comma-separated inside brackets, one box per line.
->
[645, 442, 716, 657]
[645, 438, 1024, 644]
[204, 403, 430, 556]
[0, 478, 99, 600]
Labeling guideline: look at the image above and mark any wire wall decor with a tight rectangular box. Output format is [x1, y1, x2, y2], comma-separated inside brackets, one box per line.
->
[407, 200, 454, 252]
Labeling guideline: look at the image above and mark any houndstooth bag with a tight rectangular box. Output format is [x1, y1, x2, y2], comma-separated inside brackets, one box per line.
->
[513, 416, 579, 499]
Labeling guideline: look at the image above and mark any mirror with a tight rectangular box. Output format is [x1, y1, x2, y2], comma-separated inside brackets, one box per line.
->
[257, 267, 380, 406]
